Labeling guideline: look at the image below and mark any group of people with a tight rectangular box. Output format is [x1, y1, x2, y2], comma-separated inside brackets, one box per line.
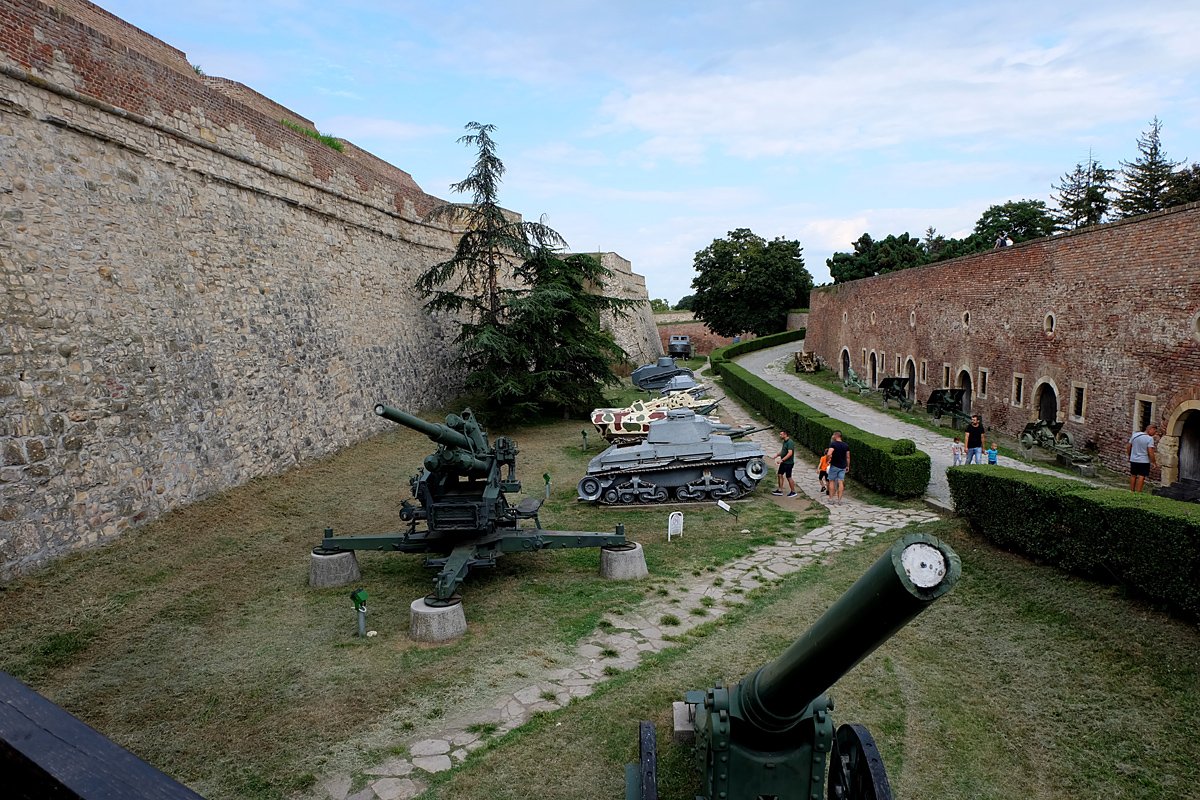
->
[772, 429, 850, 504]
[766, 416, 1163, 503]
[951, 414, 996, 464]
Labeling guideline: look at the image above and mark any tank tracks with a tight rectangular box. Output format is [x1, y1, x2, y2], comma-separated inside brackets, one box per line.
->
[578, 457, 768, 505]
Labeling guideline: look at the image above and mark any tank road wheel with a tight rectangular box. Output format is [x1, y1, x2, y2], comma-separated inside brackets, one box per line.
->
[578, 476, 603, 502]
[745, 458, 768, 481]
[647, 486, 668, 503]
[676, 485, 701, 502]
[603, 488, 620, 504]
[827, 723, 893, 800]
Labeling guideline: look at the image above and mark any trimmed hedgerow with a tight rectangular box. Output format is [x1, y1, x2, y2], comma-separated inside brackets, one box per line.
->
[710, 333, 930, 499]
[948, 466, 1200, 620]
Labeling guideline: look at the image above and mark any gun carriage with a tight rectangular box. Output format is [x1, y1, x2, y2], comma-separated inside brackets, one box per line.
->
[877, 376, 913, 411]
[315, 405, 626, 606]
[925, 388, 970, 428]
[794, 351, 820, 373]
[843, 367, 872, 395]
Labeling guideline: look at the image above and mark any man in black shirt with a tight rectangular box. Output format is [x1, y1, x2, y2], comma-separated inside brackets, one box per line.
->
[965, 414, 986, 464]
[825, 431, 851, 505]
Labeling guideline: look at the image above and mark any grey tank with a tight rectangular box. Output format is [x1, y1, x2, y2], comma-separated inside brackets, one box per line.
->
[577, 409, 769, 504]
[631, 356, 694, 391]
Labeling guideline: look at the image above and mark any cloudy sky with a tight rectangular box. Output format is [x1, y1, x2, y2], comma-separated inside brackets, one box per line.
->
[96, 0, 1200, 303]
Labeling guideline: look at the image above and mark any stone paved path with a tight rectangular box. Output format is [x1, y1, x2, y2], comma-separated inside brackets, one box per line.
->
[302, 365, 944, 800]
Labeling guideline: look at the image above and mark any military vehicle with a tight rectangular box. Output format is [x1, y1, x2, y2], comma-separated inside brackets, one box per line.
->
[667, 334, 693, 359]
[625, 532, 961, 800]
[590, 392, 721, 444]
[631, 356, 694, 392]
[577, 409, 768, 504]
[315, 405, 626, 606]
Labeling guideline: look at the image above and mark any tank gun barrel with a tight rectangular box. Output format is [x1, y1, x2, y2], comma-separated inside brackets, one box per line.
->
[734, 533, 959, 733]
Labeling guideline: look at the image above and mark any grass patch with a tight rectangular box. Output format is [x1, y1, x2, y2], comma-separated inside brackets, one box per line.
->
[279, 118, 344, 151]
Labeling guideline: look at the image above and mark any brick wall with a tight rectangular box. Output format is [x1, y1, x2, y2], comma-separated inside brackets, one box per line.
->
[806, 204, 1200, 481]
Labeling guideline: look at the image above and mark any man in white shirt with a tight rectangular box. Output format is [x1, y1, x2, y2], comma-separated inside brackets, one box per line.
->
[1126, 424, 1158, 493]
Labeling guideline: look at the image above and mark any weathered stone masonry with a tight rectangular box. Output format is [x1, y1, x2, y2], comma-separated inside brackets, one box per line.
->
[0, 0, 657, 576]
[806, 204, 1200, 483]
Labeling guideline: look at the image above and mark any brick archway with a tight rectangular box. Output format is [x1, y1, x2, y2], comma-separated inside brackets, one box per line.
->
[1160, 400, 1200, 486]
[1033, 378, 1061, 423]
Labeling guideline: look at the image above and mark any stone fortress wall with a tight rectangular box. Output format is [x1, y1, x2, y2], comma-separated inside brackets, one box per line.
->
[0, 0, 658, 576]
[806, 203, 1200, 484]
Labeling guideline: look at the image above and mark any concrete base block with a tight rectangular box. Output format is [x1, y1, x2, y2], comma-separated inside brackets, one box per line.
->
[309, 549, 360, 588]
[600, 542, 649, 580]
[410, 598, 467, 642]
[672, 701, 695, 744]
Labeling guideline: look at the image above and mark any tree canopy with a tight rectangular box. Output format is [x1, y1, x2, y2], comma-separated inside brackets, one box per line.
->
[1116, 117, 1180, 218]
[415, 123, 632, 422]
[1052, 152, 1115, 230]
[690, 228, 811, 337]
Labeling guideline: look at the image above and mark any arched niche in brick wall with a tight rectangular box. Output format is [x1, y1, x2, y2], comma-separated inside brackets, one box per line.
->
[1032, 378, 1061, 423]
[840, 348, 851, 379]
[958, 369, 973, 414]
[905, 358, 916, 401]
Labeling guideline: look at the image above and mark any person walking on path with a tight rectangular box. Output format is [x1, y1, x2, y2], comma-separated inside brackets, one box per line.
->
[817, 450, 831, 494]
[772, 430, 797, 497]
[825, 431, 851, 505]
[965, 414, 986, 464]
[951, 437, 964, 466]
[1126, 424, 1158, 492]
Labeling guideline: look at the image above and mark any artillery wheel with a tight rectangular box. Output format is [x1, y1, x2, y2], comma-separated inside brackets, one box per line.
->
[1019, 432, 1036, 451]
[1056, 430, 1075, 449]
[828, 723, 892, 800]
[578, 476, 603, 502]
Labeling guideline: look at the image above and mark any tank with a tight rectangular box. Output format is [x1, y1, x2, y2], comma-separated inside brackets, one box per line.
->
[631, 356, 694, 392]
[577, 409, 768, 503]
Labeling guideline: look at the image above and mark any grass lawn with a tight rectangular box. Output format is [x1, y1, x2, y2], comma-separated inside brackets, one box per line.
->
[2, 403, 1195, 799]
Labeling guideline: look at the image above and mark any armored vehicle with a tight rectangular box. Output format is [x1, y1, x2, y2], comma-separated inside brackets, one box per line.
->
[591, 393, 721, 444]
[631, 356, 694, 392]
[667, 334, 693, 359]
[626, 532, 961, 800]
[577, 409, 768, 504]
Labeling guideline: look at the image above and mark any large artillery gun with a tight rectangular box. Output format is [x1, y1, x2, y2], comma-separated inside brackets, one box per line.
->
[315, 404, 626, 607]
[626, 533, 961, 800]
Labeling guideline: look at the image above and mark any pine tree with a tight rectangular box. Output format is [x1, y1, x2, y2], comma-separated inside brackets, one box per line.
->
[415, 123, 632, 422]
[1116, 117, 1180, 218]
[1053, 150, 1114, 229]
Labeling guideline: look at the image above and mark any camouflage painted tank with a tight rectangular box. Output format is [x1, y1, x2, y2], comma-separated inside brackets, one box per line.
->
[577, 409, 769, 504]
[591, 392, 722, 444]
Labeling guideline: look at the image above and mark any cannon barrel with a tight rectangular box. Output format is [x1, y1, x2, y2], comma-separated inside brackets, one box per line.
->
[375, 404, 473, 450]
[733, 532, 960, 734]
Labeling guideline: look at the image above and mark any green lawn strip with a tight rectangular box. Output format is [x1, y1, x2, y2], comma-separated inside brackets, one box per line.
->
[415, 521, 1200, 800]
[0, 412, 820, 800]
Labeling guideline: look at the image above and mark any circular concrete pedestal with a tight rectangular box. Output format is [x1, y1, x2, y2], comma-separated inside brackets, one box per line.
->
[309, 549, 360, 588]
[410, 598, 467, 642]
[600, 542, 649, 580]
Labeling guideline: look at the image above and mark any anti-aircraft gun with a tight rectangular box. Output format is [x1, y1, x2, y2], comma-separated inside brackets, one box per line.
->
[315, 404, 626, 607]
[626, 533, 960, 800]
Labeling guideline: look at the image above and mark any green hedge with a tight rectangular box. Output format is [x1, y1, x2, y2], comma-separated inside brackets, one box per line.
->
[709, 332, 930, 499]
[948, 466, 1200, 619]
